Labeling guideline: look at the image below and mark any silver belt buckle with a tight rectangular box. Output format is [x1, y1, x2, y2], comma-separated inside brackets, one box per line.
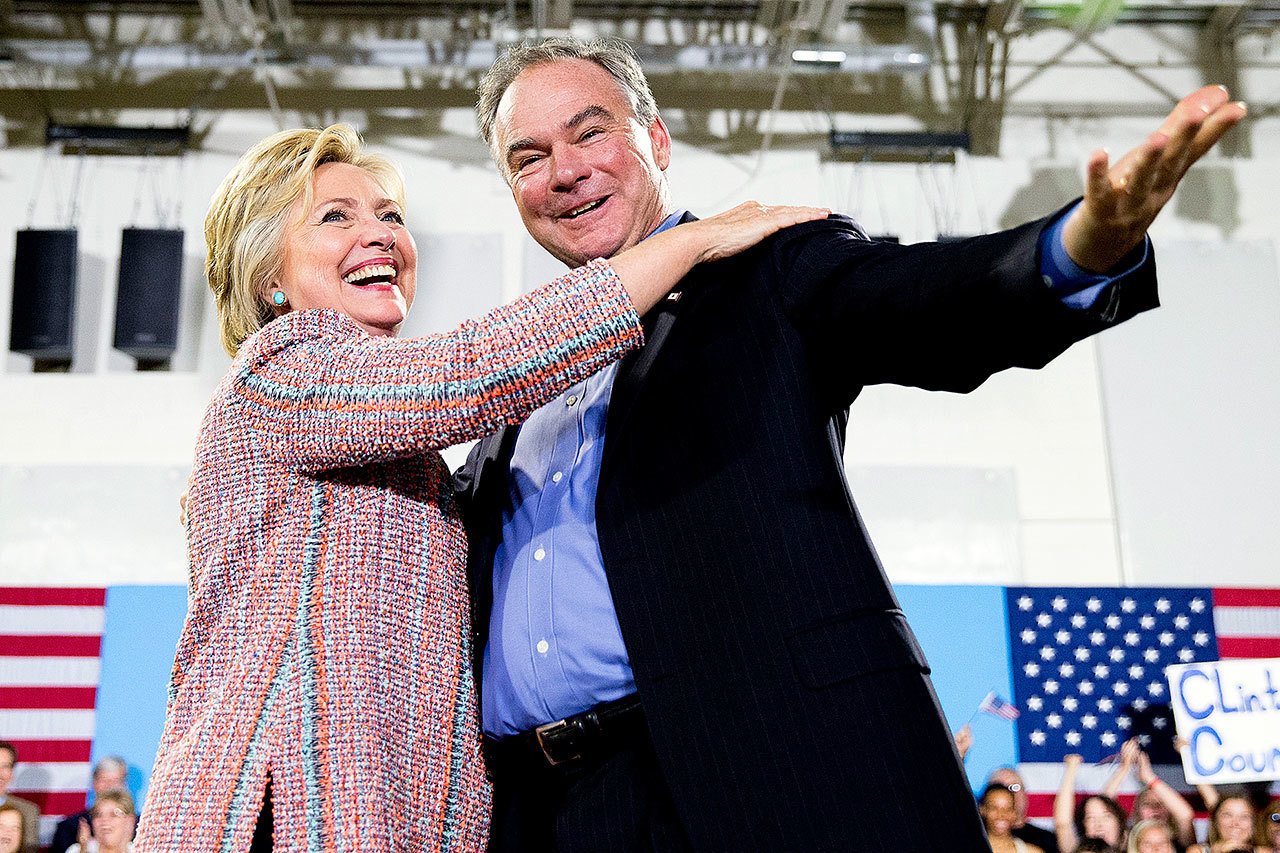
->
[534, 718, 583, 767]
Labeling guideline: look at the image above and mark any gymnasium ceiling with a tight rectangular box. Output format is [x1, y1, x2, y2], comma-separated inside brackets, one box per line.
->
[0, 0, 1275, 153]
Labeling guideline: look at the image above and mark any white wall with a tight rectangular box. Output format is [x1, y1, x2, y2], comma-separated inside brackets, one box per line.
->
[1, 60, 1278, 590]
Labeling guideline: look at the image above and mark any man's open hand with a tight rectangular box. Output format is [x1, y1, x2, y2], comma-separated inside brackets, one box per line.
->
[1062, 85, 1246, 273]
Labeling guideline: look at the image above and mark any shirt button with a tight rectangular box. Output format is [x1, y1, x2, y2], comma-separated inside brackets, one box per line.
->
[534, 547, 546, 561]
[1042, 274, 1055, 288]
[551, 471, 564, 484]
[536, 639, 550, 655]
[566, 395, 579, 407]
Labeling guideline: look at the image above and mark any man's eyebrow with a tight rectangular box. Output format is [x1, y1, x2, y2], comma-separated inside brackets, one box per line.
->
[504, 105, 617, 162]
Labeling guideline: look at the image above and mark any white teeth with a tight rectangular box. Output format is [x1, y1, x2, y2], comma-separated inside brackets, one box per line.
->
[565, 199, 604, 218]
[343, 263, 396, 284]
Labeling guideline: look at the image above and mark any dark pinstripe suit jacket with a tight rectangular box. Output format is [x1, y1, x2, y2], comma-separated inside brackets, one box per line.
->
[456, 207, 1159, 851]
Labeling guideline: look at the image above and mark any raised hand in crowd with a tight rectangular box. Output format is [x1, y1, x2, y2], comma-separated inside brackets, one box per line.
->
[1056, 754, 1128, 853]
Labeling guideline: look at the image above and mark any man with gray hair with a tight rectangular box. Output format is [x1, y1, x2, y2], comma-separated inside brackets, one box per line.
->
[457, 36, 1243, 852]
[49, 756, 130, 853]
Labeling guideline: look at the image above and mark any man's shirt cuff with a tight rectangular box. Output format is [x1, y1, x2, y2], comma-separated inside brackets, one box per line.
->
[1040, 201, 1149, 310]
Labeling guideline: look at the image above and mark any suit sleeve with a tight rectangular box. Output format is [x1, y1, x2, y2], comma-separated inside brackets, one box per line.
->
[230, 258, 642, 471]
[768, 204, 1159, 407]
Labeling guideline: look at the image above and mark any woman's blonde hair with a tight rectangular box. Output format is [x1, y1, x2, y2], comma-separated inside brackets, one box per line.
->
[205, 124, 405, 355]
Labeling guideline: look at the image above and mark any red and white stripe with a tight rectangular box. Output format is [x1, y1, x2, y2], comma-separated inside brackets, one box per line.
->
[1213, 587, 1280, 658]
[0, 587, 104, 845]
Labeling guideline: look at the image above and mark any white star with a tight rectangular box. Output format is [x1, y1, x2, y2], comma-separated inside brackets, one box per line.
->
[1047, 713, 1063, 728]
[1018, 596, 1034, 611]
[1133, 697, 1149, 711]
[1194, 631, 1209, 646]
[1144, 648, 1161, 663]
[1075, 647, 1091, 661]
[1078, 680, 1095, 695]
[1031, 730, 1047, 745]
[1178, 648, 1195, 662]
[1028, 696, 1044, 711]
[1037, 613, 1053, 628]
[1174, 615, 1190, 629]
[1105, 614, 1122, 630]
[1041, 646, 1057, 661]
[1066, 730, 1082, 746]
[1159, 631, 1174, 646]
[1098, 697, 1114, 712]
[1063, 696, 1079, 711]
[1125, 632, 1140, 646]
[1122, 598, 1137, 613]
[1114, 682, 1129, 696]
[1093, 664, 1110, 679]
[1044, 679, 1060, 694]
[1021, 629, 1037, 644]
[1101, 731, 1117, 747]
[1082, 714, 1098, 729]
[1118, 715, 1131, 729]
[1138, 733, 1152, 746]
[1110, 648, 1126, 662]
[1140, 615, 1156, 629]
[1190, 598, 1205, 613]
[1090, 630, 1107, 646]
[1149, 682, 1165, 697]
[1071, 614, 1087, 628]
[1129, 665, 1145, 679]
[1059, 663, 1075, 678]
[1087, 597, 1102, 612]
[1056, 630, 1072, 645]
[1156, 598, 1170, 613]
[1053, 596, 1068, 612]
[1153, 716, 1168, 729]
[1024, 662, 1041, 677]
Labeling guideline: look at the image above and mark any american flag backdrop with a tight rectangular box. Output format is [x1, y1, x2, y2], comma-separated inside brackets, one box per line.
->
[0, 587, 104, 846]
[1006, 586, 1280, 818]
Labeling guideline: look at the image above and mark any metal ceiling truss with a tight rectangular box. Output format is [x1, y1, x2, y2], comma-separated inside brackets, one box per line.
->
[0, 0, 1272, 153]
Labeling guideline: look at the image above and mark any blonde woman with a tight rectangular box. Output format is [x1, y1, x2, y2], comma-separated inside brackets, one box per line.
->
[133, 124, 824, 852]
[66, 791, 136, 853]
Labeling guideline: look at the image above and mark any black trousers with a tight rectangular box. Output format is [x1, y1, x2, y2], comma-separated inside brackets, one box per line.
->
[487, 732, 691, 853]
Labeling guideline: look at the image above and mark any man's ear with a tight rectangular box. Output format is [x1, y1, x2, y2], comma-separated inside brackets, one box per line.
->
[648, 113, 672, 172]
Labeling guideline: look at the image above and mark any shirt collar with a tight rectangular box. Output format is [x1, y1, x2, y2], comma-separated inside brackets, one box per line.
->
[643, 209, 688, 241]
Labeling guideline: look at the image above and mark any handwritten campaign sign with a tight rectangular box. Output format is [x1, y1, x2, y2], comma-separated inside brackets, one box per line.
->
[1166, 658, 1280, 784]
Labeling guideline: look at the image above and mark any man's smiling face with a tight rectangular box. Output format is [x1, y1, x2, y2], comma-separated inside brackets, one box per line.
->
[494, 58, 672, 268]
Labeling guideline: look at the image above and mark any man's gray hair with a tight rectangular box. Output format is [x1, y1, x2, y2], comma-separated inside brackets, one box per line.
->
[475, 37, 659, 160]
[93, 755, 128, 778]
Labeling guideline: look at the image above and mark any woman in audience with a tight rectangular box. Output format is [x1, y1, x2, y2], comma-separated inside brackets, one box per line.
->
[1075, 839, 1121, 853]
[66, 791, 136, 853]
[1129, 820, 1177, 853]
[981, 783, 1046, 853]
[0, 804, 23, 853]
[1102, 739, 1195, 848]
[1057, 754, 1129, 852]
[1187, 795, 1274, 853]
[133, 123, 825, 852]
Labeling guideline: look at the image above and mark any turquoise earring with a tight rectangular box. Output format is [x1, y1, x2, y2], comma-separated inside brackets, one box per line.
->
[272, 290, 287, 306]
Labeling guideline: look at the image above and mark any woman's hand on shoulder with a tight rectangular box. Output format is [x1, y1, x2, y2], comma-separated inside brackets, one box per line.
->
[683, 201, 831, 264]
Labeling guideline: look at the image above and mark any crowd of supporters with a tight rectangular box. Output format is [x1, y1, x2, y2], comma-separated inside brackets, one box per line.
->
[969, 735, 1280, 853]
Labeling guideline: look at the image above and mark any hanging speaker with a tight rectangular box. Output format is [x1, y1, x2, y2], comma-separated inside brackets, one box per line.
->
[113, 228, 184, 363]
[9, 229, 78, 362]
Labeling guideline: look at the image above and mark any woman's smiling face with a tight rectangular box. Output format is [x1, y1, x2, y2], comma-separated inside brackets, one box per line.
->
[276, 161, 417, 337]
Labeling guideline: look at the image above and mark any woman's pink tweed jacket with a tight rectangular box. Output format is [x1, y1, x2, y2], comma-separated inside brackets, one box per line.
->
[136, 260, 641, 852]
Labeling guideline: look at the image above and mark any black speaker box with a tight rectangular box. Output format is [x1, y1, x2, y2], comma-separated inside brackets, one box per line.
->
[9, 229, 79, 361]
[113, 228, 184, 362]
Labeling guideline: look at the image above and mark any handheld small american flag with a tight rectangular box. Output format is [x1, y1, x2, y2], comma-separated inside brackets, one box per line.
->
[978, 690, 1021, 721]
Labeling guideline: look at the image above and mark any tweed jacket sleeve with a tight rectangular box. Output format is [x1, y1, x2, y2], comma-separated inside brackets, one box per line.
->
[229, 258, 642, 470]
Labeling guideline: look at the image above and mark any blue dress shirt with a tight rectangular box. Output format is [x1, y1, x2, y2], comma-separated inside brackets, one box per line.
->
[482, 203, 1143, 737]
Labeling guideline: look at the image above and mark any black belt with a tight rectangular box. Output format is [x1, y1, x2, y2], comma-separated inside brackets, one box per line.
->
[484, 694, 647, 774]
